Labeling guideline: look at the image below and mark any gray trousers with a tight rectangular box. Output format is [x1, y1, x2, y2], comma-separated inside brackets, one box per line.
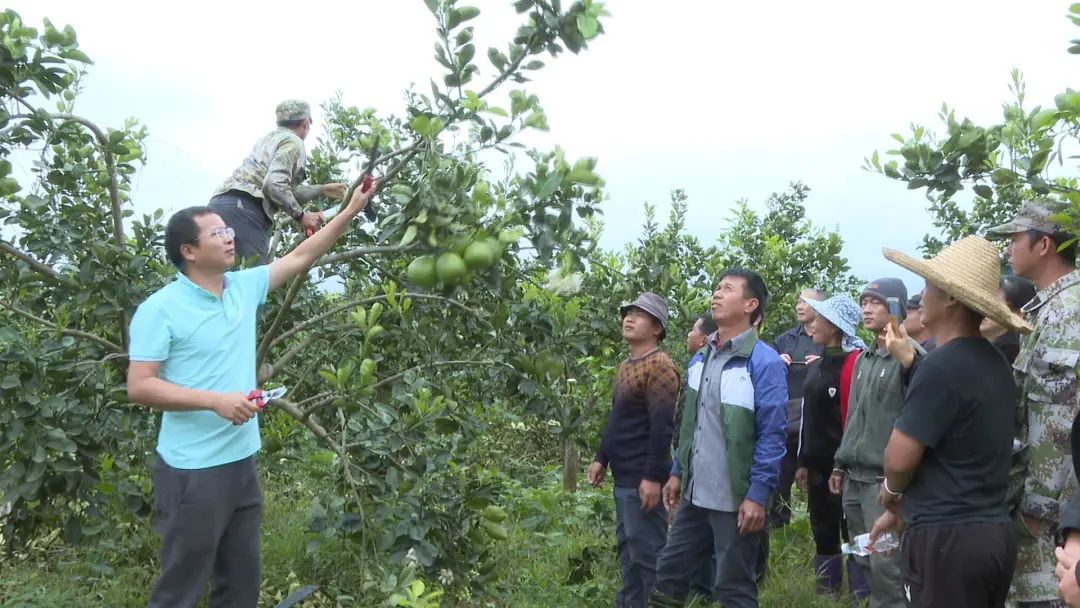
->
[614, 485, 669, 607]
[653, 500, 762, 608]
[842, 477, 905, 608]
[148, 455, 262, 608]
[209, 191, 273, 265]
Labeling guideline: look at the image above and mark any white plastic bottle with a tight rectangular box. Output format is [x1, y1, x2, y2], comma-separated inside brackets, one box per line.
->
[841, 532, 899, 557]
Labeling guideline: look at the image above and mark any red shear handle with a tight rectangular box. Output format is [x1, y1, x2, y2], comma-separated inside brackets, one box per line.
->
[246, 390, 266, 408]
[306, 175, 374, 237]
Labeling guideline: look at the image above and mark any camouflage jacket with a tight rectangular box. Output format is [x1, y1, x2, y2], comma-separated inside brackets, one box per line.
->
[212, 127, 322, 221]
[1014, 270, 1080, 524]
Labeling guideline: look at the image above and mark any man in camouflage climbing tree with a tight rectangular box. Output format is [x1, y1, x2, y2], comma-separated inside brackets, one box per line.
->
[209, 99, 347, 265]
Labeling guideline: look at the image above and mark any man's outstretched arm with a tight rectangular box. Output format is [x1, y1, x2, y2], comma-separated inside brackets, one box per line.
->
[269, 181, 377, 291]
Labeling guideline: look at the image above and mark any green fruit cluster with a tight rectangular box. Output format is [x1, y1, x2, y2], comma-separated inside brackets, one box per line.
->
[405, 235, 506, 288]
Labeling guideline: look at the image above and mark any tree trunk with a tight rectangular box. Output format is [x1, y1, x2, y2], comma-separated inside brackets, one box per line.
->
[563, 439, 579, 493]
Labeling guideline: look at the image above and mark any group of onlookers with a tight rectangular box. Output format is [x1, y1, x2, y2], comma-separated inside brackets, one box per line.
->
[591, 199, 1080, 607]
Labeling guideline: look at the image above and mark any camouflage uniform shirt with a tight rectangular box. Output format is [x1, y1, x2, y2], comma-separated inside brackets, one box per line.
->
[1014, 270, 1080, 524]
[212, 127, 322, 222]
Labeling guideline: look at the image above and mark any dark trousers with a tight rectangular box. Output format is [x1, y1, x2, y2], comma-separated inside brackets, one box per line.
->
[652, 500, 762, 608]
[208, 191, 273, 265]
[901, 521, 1017, 608]
[614, 485, 669, 608]
[148, 455, 263, 608]
[768, 433, 799, 527]
[806, 465, 847, 555]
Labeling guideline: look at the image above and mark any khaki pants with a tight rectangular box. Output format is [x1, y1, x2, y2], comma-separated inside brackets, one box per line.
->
[842, 477, 906, 608]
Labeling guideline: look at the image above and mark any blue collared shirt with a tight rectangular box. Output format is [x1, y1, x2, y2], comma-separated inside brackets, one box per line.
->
[128, 266, 270, 469]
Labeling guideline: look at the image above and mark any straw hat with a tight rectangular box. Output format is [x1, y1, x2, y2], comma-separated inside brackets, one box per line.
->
[882, 236, 1031, 334]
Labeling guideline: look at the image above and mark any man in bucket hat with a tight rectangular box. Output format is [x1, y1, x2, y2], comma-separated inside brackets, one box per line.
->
[868, 236, 1030, 607]
[987, 199, 1080, 608]
[588, 292, 681, 607]
[209, 100, 348, 264]
[649, 269, 788, 607]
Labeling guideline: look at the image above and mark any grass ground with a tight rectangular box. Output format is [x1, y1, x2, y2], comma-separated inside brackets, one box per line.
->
[0, 468, 854, 607]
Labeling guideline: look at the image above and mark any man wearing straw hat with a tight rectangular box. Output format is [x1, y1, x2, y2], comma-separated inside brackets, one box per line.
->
[868, 236, 1029, 607]
[987, 199, 1080, 608]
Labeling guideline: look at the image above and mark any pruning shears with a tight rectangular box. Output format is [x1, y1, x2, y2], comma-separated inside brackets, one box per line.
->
[306, 138, 381, 236]
[246, 386, 287, 408]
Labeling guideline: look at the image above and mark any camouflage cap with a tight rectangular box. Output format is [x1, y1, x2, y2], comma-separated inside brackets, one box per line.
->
[987, 199, 1069, 236]
[275, 99, 311, 123]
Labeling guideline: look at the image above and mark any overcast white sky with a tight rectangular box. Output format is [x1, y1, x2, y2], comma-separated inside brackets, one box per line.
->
[10, 1, 1079, 297]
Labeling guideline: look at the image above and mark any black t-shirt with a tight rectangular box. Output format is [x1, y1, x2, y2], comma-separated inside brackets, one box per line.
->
[895, 337, 1016, 527]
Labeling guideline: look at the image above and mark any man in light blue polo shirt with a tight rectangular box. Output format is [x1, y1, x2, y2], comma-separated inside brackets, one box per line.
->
[127, 179, 377, 608]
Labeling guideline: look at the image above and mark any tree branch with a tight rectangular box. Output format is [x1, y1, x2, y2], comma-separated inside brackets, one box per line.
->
[11, 107, 130, 349]
[372, 140, 421, 168]
[11, 110, 125, 245]
[257, 274, 306, 369]
[269, 397, 343, 455]
[476, 30, 544, 100]
[258, 333, 322, 384]
[315, 244, 414, 268]
[367, 359, 516, 393]
[0, 298, 123, 352]
[0, 240, 63, 283]
[270, 292, 491, 349]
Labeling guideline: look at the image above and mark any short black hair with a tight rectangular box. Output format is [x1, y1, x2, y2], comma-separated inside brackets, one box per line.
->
[277, 119, 306, 129]
[165, 206, 217, 270]
[1026, 229, 1078, 266]
[717, 268, 769, 325]
[1000, 274, 1037, 312]
[696, 313, 718, 335]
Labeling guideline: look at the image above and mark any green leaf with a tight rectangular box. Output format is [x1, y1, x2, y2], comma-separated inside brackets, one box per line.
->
[536, 173, 564, 200]
[424, 0, 440, 15]
[576, 14, 599, 40]
[488, 47, 508, 70]
[399, 224, 418, 246]
[60, 49, 91, 64]
[523, 111, 548, 131]
[457, 43, 476, 66]
[973, 184, 994, 199]
[448, 6, 480, 29]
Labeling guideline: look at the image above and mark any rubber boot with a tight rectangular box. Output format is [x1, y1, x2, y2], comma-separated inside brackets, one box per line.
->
[846, 557, 870, 604]
[813, 554, 844, 595]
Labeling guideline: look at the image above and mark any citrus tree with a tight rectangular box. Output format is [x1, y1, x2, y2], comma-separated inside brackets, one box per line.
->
[865, 4, 1080, 252]
[0, 1, 609, 590]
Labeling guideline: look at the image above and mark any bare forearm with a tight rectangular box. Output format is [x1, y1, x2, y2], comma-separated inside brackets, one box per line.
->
[883, 452, 917, 491]
[128, 376, 218, 412]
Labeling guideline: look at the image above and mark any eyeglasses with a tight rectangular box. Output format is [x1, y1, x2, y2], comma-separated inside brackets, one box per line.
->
[196, 226, 235, 242]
